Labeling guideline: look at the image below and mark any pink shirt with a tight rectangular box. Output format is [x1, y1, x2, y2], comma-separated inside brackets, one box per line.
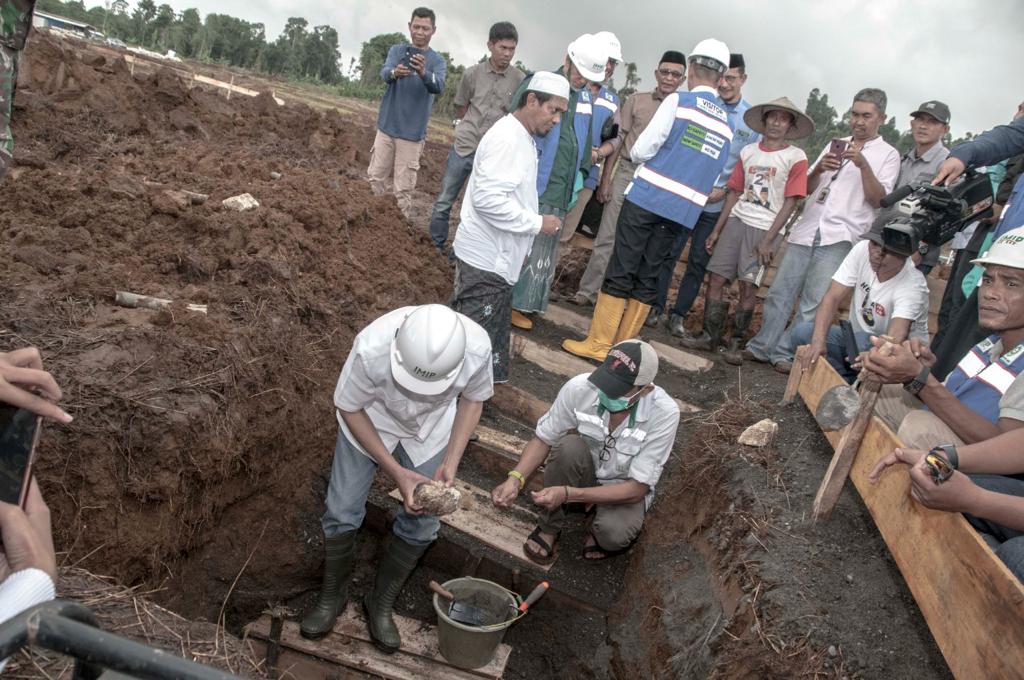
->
[788, 135, 900, 247]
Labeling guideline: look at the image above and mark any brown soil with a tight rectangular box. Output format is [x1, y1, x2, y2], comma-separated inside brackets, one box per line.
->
[4, 34, 452, 626]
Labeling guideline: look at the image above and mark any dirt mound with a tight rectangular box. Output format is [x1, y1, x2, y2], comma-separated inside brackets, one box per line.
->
[2, 34, 451, 623]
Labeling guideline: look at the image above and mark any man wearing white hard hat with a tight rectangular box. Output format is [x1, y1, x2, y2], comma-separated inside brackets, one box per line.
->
[563, 39, 734, 361]
[451, 73, 570, 383]
[507, 33, 610, 331]
[561, 31, 623, 241]
[300, 304, 493, 650]
[863, 226, 1024, 450]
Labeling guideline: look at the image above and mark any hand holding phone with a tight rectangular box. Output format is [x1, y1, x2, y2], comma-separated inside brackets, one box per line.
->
[0, 405, 41, 507]
[0, 348, 71, 424]
[0, 478, 57, 582]
[829, 138, 849, 159]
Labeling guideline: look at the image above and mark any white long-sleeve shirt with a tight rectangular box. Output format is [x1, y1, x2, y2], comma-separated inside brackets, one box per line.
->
[629, 85, 716, 164]
[452, 113, 543, 285]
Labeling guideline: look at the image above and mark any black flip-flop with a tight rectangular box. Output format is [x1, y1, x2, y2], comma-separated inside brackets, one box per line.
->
[523, 526, 558, 565]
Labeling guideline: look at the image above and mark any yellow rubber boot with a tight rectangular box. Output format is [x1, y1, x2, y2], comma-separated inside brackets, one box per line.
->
[562, 292, 627, 361]
[613, 299, 652, 344]
[511, 309, 534, 330]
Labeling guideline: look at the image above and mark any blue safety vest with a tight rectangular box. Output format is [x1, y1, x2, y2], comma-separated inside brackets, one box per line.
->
[536, 87, 593, 197]
[623, 91, 733, 228]
[584, 87, 619, 190]
[994, 172, 1024, 238]
[943, 335, 1024, 424]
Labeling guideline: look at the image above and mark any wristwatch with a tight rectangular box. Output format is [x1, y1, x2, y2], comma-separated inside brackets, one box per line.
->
[931, 443, 959, 470]
[903, 364, 930, 395]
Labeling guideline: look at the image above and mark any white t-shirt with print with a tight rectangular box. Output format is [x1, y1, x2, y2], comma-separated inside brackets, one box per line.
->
[831, 240, 930, 339]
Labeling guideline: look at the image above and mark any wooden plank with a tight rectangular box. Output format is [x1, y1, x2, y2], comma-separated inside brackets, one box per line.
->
[797, 359, 1024, 680]
[648, 340, 713, 374]
[389, 479, 553, 571]
[511, 334, 596, 378]
[781, 345, 806, 404]
[247, 606, 511, 680]
[489, 383, 550, 425]
[541, 304, 591, 334]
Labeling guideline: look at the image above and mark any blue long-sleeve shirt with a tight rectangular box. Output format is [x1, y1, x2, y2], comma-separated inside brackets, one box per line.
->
[950, 117, 1024, 168]
[377, 43, 447, 142]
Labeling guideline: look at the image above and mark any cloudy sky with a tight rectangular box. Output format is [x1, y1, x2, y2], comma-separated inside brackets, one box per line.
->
[161, 0, 1018, 138]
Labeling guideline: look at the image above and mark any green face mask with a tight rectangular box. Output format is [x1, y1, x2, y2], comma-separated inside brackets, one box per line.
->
[597, 389, 633, 413]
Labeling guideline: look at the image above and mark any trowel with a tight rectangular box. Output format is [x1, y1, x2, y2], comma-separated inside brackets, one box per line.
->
[429, 580, 493, 626]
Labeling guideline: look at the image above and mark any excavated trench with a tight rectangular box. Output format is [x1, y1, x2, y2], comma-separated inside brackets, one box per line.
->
[0, 32, 954, 679]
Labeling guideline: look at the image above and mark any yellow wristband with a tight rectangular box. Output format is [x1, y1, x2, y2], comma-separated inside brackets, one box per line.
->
[507, 470, 525, 489]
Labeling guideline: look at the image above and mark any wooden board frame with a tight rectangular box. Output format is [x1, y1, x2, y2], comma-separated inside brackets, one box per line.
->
[797, 357, 1024, 679]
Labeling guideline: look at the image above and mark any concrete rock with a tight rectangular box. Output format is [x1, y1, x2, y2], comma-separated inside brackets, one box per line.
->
[737, 418, 778, 447]
[413, 481, 461, 516]
[222, 193, 259, 211]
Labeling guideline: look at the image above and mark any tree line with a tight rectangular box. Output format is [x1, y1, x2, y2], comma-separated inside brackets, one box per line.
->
[35, 0, 977, 144]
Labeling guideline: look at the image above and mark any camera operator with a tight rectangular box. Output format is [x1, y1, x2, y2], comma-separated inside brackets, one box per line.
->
[871, 101, 951, 275]
[0, 347, 67, 666]
[794, 222, 929, 382]
[928, 107, 1024, 378]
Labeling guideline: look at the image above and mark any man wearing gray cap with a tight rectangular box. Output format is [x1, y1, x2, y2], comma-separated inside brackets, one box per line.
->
[491, 339, 679, 563]
[450, 72, 570, 383]
[873, 100, 951, 274]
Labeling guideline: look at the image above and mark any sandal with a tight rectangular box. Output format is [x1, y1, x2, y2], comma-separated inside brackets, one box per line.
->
[580, 533, 612, 561]
[523, 526, 559, 565]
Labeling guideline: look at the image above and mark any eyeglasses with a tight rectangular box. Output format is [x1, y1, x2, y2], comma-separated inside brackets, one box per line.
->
[722, 75, 742, 84]
[657, 68, 684, 79]
[598, 433, 617, 463]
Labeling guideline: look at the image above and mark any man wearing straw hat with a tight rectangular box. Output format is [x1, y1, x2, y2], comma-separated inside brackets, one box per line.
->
[681, 97, 813, 361]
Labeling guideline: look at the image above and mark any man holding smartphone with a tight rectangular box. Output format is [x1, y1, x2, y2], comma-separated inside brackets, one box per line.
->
[741, 88, 900, 372]
[300, 305, 493, 652]
[367, 7, 446, 217]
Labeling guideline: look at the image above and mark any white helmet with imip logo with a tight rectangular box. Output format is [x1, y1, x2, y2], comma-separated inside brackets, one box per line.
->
[390, 304, 467, 396]
[567, 33, 610, 82]
[689, 38, 730, 74]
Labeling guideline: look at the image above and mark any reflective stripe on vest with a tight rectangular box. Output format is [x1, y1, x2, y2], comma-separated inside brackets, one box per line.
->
[634, 165, 710, 206]
[944, 335, 1024, 423]
[586, 88, 620, 189]
[594, 97, 618, 113]
[576, 102, 593, 115]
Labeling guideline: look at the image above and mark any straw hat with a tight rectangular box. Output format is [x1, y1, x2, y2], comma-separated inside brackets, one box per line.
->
[743, 96, 815, 140]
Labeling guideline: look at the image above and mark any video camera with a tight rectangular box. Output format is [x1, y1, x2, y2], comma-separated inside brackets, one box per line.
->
[879, 168, 995, 248]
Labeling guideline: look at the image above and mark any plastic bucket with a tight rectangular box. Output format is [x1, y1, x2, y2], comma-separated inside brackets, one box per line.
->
[432, 577, 519, 669]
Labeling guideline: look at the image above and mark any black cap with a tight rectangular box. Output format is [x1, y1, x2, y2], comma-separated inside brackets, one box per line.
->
[910, 100, 951, 125]
[587, 341, 659, 399]
[659, 50, 686, 66]
[729, 53, 745, 69]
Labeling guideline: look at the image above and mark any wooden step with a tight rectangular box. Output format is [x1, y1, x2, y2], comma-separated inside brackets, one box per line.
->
[541, 304, 591, 334]
[796, 357, 1024, 680]
[647, 340, 713, 374]
[389, 479, 554, 571]
[246, 604, 511, 680]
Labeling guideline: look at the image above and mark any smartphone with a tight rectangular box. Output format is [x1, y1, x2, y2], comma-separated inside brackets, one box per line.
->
[0, 405, 41, 507]
[403, 46, 424, 67]
[829, 138, 849, 158]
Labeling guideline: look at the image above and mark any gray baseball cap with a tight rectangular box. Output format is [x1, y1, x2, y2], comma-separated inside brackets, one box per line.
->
[910, 100, 951, 125]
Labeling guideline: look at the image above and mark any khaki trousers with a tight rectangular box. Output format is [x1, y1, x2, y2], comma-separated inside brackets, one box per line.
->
[537, 434, 645, 551]
[367, 129, 425, 216]
[875, 384, 966, 450]
[575, 159, 636, 303]
[561, 187, 595, 242]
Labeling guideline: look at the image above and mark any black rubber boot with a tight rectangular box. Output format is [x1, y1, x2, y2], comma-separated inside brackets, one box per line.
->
[723, 309, 754, 365]
[300, 531, 358, 640]
[363, 535, 428, 653]
[681, 299, 728, 352]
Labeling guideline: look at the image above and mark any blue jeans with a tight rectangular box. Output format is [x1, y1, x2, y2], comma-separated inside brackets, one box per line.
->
[745, 234, 852, 365]
[322, 429, 445, 546]
[653, 210, 718, 316]
[790, 321, 871, 383]
[965, 474, 1024, 582]
[428, 147, 475, 250]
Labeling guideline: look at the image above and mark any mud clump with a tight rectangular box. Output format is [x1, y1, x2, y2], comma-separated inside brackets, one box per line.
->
[414, 481, 461, 516]
[2, 34, 452, 624]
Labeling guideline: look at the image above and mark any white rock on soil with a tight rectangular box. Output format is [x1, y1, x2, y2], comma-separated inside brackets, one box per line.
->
[737, 418, 778, 447]
[413, 481, 461, 516]
[221, 193, 260, 211]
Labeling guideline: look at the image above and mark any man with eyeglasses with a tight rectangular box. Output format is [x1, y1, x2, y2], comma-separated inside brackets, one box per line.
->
[653, 54, 762, 335]
[491, 340, 679, 563]
[570, 51, 688, 308]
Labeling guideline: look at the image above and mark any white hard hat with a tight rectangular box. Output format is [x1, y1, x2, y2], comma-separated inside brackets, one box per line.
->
[971, 226, 1024, 270]
[689, 38, 730, 73]
[390, 304, 467, 396]
[567, 33, 610, 82]
[594, 31, 622, 63]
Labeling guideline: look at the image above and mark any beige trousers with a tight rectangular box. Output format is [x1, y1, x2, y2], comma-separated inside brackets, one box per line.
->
[367, 130, 425, 215]
[875, 384, 966, 450]
[561, 187, 595, 242]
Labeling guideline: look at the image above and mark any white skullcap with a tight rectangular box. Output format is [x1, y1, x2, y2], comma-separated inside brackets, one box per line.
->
[526, 71, 570, 100]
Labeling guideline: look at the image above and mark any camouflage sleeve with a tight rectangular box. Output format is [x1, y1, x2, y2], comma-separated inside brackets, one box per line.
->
[0, 0, 36, 51]
[0, 45, 15, 180]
